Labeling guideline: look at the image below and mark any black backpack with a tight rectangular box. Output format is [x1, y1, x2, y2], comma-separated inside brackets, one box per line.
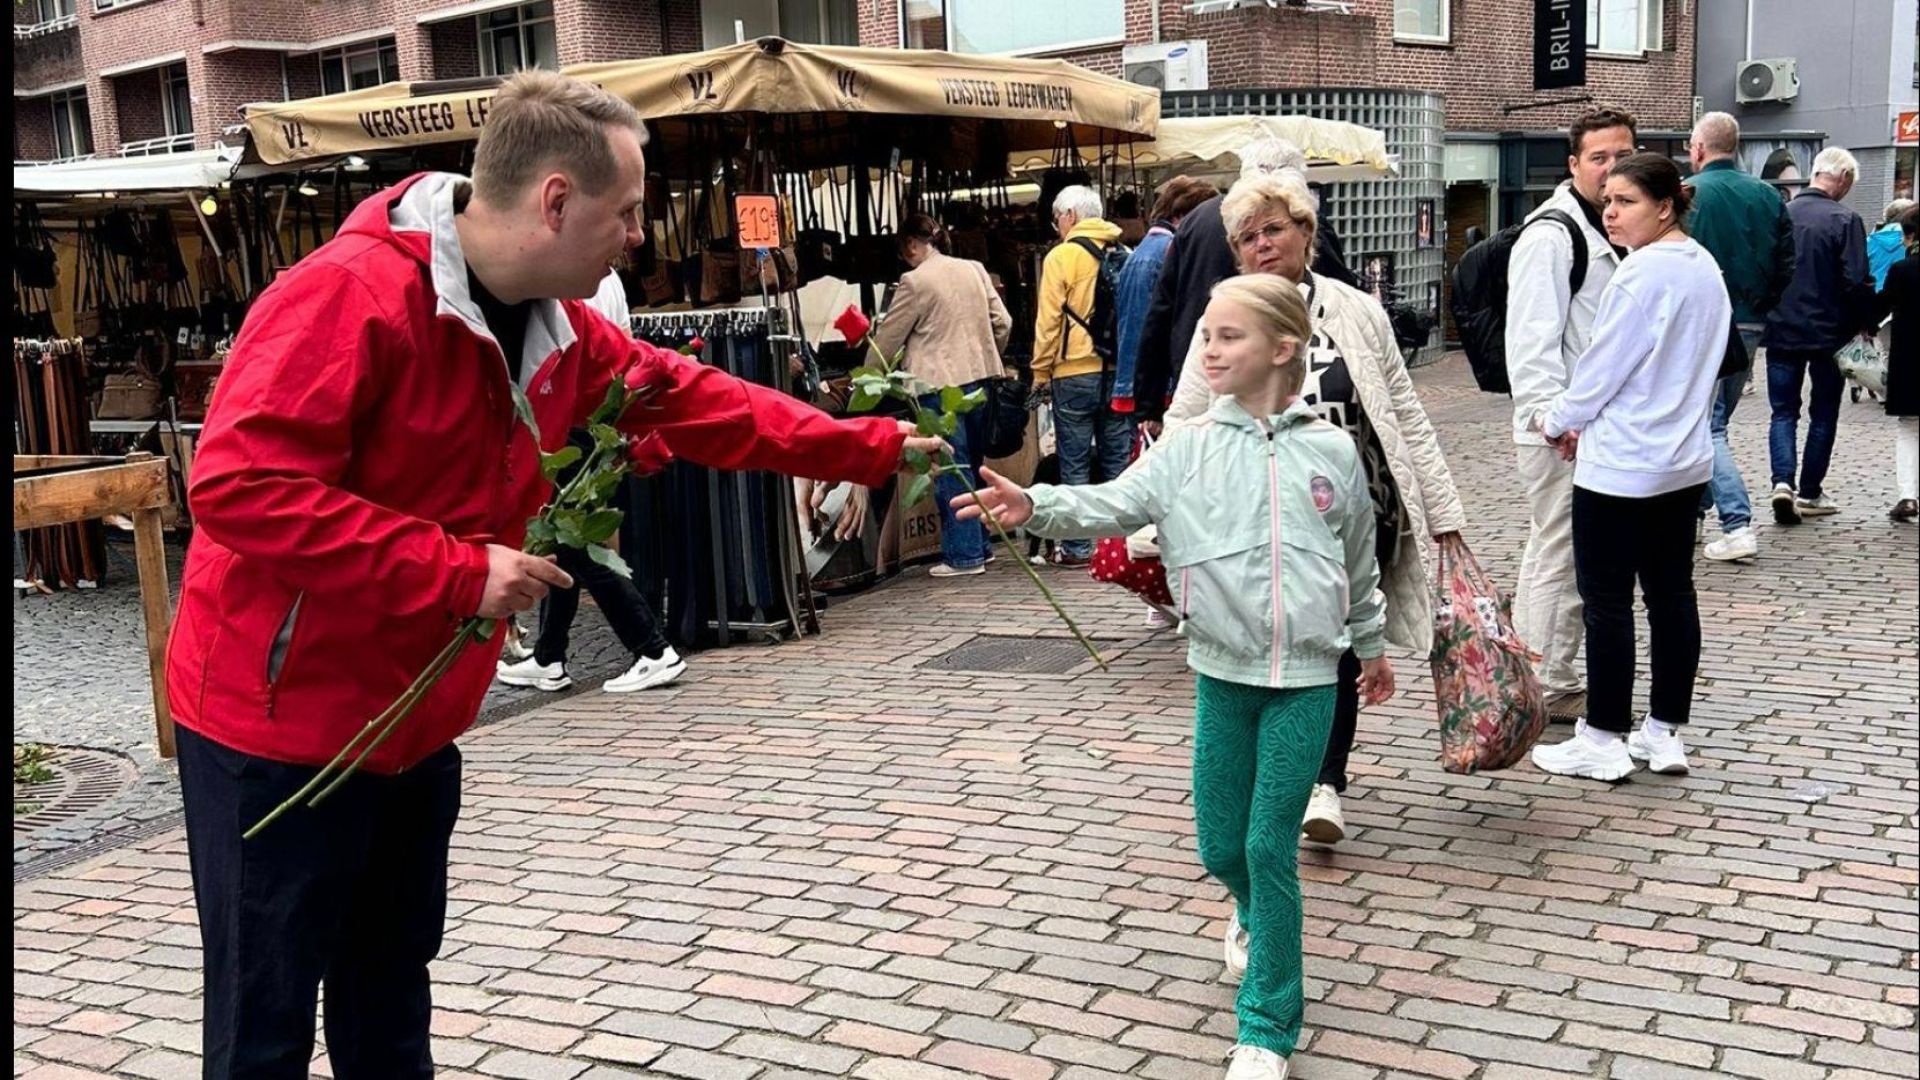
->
[1062, 236, 1130, 366]
[1450, 209, 1588, 394]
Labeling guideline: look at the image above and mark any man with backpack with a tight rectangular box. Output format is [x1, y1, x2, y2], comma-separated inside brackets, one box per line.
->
[1503, 106, 1637, 722]
[1032, 184, 1128, 568]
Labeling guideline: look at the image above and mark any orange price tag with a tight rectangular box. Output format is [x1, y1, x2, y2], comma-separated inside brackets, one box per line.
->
[734, 194, 781, 250]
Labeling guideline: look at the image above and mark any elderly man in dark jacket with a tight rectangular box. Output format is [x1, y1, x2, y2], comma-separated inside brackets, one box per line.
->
[1763, 146, 1877, 524]
[1133, 139, 1356, 424]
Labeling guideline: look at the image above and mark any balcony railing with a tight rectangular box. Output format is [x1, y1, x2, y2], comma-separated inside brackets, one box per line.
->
[14, 13, 80, 38]
[14, 153, 99, 167]
[119, 133, 197, 156]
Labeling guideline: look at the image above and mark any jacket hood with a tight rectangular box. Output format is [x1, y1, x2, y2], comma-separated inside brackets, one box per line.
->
[1207, 395, 1318, 431]
[339, 171, 576, 388]
[1067, 218, 1124, 244]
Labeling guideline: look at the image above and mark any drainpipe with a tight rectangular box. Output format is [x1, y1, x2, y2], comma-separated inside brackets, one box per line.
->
[1151, 0, 1162, 43]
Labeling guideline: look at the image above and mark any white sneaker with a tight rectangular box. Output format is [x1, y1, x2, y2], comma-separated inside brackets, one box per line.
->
[495, 656, 571, 691]
[1301, 784, 1346, 845]
[929, 562, 986, 578]
[1222, 910, 1248, 985]
[1145, 606, 1176, 631]
[603, 647, 687, 693]
[1627, 723, 1690, 776]
[1530, 721, 1635, 781]
[1795, 494, 1839, 517]
[1703, 526, 1759, 562]
[1772, 483, 1801, 525]
[1223, 1045, 1288, 1080]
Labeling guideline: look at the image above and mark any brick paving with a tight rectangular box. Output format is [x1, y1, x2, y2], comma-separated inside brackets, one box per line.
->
[12, 357, 1917, 1079]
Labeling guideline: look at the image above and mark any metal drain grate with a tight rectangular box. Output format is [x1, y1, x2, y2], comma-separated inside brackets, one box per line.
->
[921, 634, 1102, 675]
[14, 748, 136, 836]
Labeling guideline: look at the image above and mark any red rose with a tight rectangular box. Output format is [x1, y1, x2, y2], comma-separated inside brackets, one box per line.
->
[623, 360, 650, 391]
[626, 432, 673, 476]
[833, 305, 871, 345]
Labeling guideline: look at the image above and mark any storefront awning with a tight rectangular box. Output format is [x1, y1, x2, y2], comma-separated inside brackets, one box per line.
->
[1008, 115, 1396, 182]
[13, 149, 241, 196]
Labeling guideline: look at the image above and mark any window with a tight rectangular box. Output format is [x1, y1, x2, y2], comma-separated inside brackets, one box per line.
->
[905, 0, 1123, 55]
[779, 0, 857, 45]
[1586, 0, 1662, 54]
[1394, 0, 1447, 42]
[478, 2, 558, 77]
[320, 37, 400, 96]
[28, 0, 76, 21]
[161, 62, 193, 138]
[50, 89, 93, 160]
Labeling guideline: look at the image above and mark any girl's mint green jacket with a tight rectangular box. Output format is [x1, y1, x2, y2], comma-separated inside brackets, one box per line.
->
[1028, 396, 1387, 689]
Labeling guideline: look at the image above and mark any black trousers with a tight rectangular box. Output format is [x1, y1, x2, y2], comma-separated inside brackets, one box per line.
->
[177, 725, 461, 1079]
[534, 542, 669, 666]
[1318, 650, 1363, 792]
[1571, 483, 1706, 734]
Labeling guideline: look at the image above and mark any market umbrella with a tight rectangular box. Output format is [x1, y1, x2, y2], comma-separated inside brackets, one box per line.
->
[1006, 115, 1397, 183]
[243, 38, 1159, 172]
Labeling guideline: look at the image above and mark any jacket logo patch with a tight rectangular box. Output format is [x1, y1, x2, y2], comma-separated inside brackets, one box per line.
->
[1310, 476, 1335, 512]
[539, 380, 553, 395]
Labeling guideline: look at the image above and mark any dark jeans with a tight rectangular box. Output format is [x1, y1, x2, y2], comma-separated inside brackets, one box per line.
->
[920, 379, 992, 569]
[1052, 372, 1136, 559]
[1767, 348, 1846, 499]
[1571, 484, 1705, 734]
[1318, 649, 1362, 792]
[178, 725, 461, 1079]
[534, 542, 669, 665]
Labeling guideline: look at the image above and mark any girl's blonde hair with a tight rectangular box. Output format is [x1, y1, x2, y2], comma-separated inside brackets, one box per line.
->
[1209, 274, 1312, 397]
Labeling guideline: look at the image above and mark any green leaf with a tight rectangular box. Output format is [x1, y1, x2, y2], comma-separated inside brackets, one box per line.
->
[850, 366, 881, 382]
[589, 378, 628, 426]
[848, 387, 882, 413]
[580, 509, 624, 545]
[509, 383, 542, 446]
[958, 387, 987, 414]
[940, 385, 967, 415]
[902, 473, 933, 508]
[587, 542, 633, 580]
[525, 518, 559, 549]
[936, 411, 957, 437]
[589, 423, 623, 451]
[539, 445, 582, 481]
[903, 447, 932, 474]
[553, 509, 588, 549]
[915, 410, 945, 438]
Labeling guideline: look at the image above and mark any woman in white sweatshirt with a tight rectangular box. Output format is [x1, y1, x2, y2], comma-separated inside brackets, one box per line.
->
[1530, 152, 1731, 783]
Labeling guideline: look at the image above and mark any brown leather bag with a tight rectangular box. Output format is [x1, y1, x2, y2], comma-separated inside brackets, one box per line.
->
[96, 370, 164, 420]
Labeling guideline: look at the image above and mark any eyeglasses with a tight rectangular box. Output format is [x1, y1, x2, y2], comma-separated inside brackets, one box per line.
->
[1235, 220, 1297, 247]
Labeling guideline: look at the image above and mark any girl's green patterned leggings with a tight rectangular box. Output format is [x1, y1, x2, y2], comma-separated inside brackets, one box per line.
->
[1192, 674, 1337, 1056]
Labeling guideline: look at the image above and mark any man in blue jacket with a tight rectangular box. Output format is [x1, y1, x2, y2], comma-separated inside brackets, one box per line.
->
[1763, 147, 1876, 523]
[1684, 113, 1795, 562]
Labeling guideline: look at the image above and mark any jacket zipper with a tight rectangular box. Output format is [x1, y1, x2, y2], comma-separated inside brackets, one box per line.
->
[1265, 424, 1284, 687]
[265, 591, 304, 719]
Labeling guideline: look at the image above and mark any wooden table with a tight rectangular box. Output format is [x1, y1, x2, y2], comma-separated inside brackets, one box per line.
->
[13, 452, 177, 757]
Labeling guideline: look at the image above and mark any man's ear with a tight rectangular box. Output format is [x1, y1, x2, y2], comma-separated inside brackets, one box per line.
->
[538, 173, 571, 233]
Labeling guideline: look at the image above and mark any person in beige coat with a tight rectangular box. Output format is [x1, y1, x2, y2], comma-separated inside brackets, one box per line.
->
[1163, 174, 1467, 844]
[873, 212, 1014, 576]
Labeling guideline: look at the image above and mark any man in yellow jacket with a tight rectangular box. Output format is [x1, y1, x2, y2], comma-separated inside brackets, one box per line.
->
[1033, 185, 1130, 567]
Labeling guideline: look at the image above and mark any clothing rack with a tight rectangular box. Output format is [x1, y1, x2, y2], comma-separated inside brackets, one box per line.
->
[14, 338, 106, 589]
[629, 306, 777, 337]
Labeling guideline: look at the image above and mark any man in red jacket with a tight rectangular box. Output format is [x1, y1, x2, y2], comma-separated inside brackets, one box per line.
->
[171, 70, 933, 1078]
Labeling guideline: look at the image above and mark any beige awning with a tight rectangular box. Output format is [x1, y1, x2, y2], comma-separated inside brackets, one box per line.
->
[1007, 115, 1396, 183]
[244, 37, 1159, 170]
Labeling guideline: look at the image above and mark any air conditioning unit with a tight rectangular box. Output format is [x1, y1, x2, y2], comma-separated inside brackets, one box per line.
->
[1736, 58, 1800, 105]
[1123, 41, 1209, 92]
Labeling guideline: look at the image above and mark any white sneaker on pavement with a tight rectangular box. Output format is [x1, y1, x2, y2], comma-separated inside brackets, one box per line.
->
[1772, 483, 1801, 525]
[929, 562, 986, 578]
[1796, 493, 1839, 517]
[1703, 526, 1759, 563]
[1530, 720, 1635, 781]
[603, 647, 687, 693]
[1223, 1045, 1288, 1080]
[1222, 910, 1248, 985]
[1627, 721, 1690, 775]
[495, 656, 571, 692]
[1145, 606, 1176, 631]
[1301, 783, 1346, 845]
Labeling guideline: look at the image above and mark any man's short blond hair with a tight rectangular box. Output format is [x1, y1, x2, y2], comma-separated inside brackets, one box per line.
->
[1220, 174, 1318, 258]
[471, 70, 646, 206]
[1692, 112, 1740, 157]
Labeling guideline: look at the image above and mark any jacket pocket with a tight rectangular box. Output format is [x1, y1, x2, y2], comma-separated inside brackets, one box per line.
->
[266, 592, 304, 690]
[1280, 527, 1349, 663]
[1168, 537, 1270, 660]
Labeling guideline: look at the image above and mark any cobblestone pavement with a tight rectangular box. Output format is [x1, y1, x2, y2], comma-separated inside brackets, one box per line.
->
[13, 552, 638, 868]
[13, 357, 1917, 1079]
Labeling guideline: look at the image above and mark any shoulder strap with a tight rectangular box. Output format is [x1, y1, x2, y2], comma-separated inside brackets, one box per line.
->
[1536, 208, 1589, 297]
[1068, 236, 1103, 264]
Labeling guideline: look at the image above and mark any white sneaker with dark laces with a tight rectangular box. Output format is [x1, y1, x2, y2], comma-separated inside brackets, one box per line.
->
[1703, 526, 1758, 562]
[603, 647, 687, 693]
[1222, 910, 1248, 985]
[1301, 784, 1346, 845]
[1530, 721, 1635, 781]
[1223, 1045, 1288, 1080]
[495, 656, 571, 692]
[1627, 723, 1690, 775]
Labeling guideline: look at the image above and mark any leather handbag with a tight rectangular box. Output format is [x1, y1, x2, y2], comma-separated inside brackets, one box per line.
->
[96, 369, 164, 420]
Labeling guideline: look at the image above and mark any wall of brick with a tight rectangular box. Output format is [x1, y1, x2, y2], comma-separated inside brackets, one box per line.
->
[108, 67, 167, 145]
[15, 30, 85, 95]
[429, 18, 482, 79]
[558, 0, 663, 64]
[1189, 6, 1380, 89]
[198, 50, 290, 147]
[16, 99, 61, 161]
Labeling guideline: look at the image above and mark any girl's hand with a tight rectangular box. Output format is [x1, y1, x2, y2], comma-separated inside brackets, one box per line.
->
[1358, 656, 1396, 707]
[952, 466, 1034, 528]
